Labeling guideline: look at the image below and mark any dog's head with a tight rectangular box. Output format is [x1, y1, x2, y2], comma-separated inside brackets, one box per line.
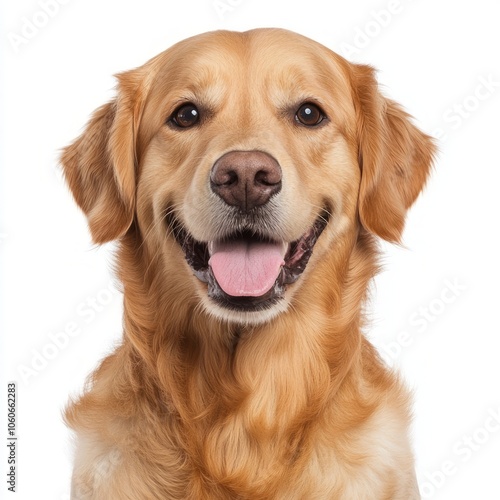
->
[61, 28, 435, 325]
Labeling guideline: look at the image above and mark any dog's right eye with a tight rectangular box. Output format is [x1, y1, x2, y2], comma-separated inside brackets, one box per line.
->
[295, 103, 325, 127]
[169, 103, 200, 128]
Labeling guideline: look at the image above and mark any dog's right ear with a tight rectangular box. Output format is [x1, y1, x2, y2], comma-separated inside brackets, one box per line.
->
[60, 72, 141, 244]
[352, 64, 436, 243]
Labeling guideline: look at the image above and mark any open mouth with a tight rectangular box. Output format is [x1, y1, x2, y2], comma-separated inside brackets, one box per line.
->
[168, 210, 329, 312]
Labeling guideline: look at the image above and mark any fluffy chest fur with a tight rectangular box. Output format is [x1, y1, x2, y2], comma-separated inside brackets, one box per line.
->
[66, 233, 418, 499]
[69, 339, 416, 500]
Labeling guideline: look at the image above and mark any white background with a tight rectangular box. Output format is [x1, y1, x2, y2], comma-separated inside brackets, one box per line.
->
[1, 0, 499, 498]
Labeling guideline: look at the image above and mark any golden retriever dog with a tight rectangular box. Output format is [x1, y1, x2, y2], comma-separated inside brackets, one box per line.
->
[61, 28, 435, 499]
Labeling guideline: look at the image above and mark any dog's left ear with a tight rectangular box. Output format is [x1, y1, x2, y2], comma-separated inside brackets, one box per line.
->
[60, 69, 146, 244]
[353, 64, 436, 243]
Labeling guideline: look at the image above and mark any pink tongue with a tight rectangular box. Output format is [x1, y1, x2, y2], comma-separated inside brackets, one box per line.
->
[209, 240, 285, 297]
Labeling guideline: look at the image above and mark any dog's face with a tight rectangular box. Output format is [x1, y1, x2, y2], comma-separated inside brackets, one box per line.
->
[62, 29, 434, 325]
[137, 30, 361, 324]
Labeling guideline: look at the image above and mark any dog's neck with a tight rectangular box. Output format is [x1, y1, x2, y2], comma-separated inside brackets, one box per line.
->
[115, 226, 378, 486]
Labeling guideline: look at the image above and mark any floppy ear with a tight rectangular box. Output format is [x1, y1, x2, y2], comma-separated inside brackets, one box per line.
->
[353, 64, 436, 243]
[60, 72, 140, 244]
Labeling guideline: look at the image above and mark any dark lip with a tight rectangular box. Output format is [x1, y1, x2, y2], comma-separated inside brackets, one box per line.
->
[168, 210, 330, 312]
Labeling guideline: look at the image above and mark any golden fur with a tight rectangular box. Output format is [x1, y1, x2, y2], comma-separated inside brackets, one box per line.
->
[61, 28, 435, 499]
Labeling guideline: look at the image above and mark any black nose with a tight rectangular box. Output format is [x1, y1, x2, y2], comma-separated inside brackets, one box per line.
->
[210, 151, 282, 211]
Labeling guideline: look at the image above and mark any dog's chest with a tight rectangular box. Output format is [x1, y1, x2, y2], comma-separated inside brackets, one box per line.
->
[72, 406, 416, 499]
[176, 407, 408, 498]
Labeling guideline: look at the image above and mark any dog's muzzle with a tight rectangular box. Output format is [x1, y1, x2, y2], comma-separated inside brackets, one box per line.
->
[168, 151, 329, 313]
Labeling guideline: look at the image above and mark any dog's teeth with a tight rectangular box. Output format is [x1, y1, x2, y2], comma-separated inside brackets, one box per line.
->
[280, 242, 288, 257]
[208, 241, 215, 256]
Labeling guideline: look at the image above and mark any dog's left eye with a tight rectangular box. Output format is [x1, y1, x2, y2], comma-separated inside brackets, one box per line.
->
[169, 103, 200, 128]
[295, 103, 325, 127]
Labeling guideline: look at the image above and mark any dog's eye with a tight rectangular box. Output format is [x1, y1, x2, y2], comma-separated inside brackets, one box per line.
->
[169, 103, 200, 128]
[295, 103, 325, 127]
